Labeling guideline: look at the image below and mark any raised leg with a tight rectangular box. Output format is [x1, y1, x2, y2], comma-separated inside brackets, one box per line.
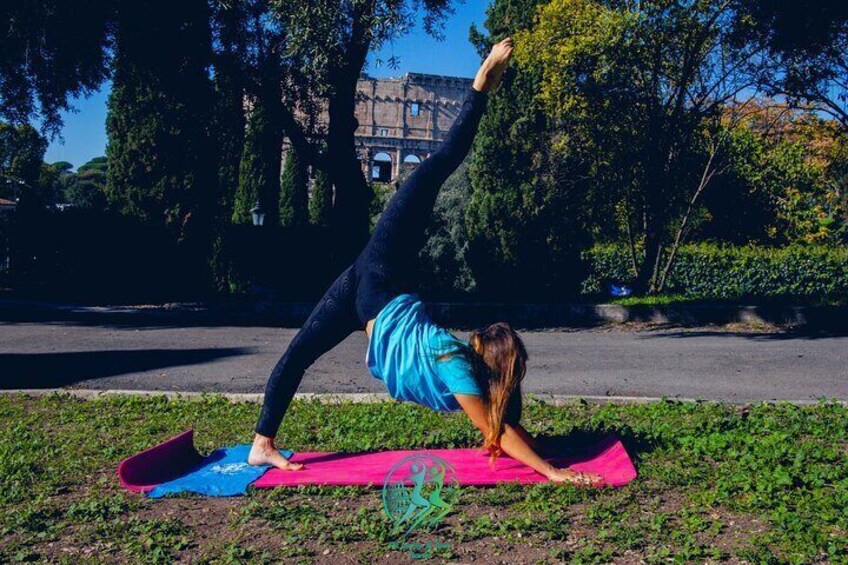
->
[364, 86, 489, 271]
[353, 87, 489, 322]
[360, 36, 514, 274]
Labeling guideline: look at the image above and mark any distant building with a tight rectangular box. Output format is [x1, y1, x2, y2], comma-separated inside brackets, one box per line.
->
[285, 71, 474, 185]
[352, 72, 474, 182]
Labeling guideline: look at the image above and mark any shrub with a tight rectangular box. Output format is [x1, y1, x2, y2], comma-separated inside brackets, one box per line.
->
[582, 243, 848, 303]
[279, 145, 309, 227]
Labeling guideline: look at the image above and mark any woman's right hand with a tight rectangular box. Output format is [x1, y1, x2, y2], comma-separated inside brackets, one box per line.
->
[546, 466, 604, 487]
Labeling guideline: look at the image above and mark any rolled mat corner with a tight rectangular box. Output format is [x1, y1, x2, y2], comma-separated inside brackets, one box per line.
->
[117, 429, 203, 493]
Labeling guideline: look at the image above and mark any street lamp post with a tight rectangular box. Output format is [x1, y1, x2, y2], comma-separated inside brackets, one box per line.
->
[250, 201, 265, 226]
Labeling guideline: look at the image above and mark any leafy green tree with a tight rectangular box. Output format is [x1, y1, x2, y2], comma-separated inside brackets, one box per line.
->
[62, 157, 109, 209]
[368, 180, 396, 234]
[463, 0, 588, 300]
[37, 162, 67, 205]
[697, 124, 776, 245]
[740, 1, 848, 129]
[514, 0, 769, 294]
[50, 161, 74, 175]
[419, 158, 477, 296]
[105, 0, 218, 245]
[0, 1, 113, 136]
[279, 145, 309, 227]
[0, 122, 49, 278]
[0, 123, 47, 204]
[224, 1, 288, 228]
[272, 0, 457, 264]
[78, 156, 107, 175]
[693, 101, 848, 246]
[309, 164, 332, 227]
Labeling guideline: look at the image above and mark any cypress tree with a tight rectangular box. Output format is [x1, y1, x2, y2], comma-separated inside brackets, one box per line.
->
[105, 0, 217, 241]
[233, 98, 270, 224]
[209, 54, 245, 293]
[213, 60, 246, 222]
[232, 61, 284, 227]
[210, 2, 248, 222]
[279, 144, 309, 227]
[309, 165, 332, 227]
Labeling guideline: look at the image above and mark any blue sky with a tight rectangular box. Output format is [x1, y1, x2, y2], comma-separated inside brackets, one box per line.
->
[44, 2, 489, 170]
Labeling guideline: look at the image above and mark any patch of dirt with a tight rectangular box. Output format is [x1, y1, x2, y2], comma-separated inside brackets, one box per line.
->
[18, 452, 774, 565]
[706, 510, 768, 558]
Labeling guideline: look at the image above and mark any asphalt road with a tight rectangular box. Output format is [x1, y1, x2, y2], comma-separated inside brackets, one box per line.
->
[2, 316, 846, 403]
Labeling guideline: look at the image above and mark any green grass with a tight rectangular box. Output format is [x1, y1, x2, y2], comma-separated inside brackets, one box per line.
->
[607, 293, 701, 307]
[2, 394, 847, 563]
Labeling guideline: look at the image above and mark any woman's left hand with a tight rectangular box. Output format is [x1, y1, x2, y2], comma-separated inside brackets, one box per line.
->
[546, 467, 604, 487]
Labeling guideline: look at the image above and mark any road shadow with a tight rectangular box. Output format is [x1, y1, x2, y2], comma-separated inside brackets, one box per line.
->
[0, 347, 251, 389]
[0, 303, 297, 330]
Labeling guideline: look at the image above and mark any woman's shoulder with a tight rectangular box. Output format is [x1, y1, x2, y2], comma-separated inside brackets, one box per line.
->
[426, 323, 468, 353]
[436, 349, 483, 396]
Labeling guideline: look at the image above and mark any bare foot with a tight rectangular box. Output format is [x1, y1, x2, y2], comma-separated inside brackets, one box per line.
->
[248, 434, 305, 471]
[473, 37, 514, 93]
[547, 467, 604, 487]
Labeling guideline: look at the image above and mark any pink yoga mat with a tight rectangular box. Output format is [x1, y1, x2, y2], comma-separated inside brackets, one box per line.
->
[118, 429, 203, 493]
[254, 434, 636, 488]
[118, 430, 637, 493]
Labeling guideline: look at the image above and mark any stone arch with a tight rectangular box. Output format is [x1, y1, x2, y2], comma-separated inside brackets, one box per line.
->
[371, 151, 393, 182]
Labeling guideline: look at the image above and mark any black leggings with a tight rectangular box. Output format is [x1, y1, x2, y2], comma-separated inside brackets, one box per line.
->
[255, 86, 489, 437]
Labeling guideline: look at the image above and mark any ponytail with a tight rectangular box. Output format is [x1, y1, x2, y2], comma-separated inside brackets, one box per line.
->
[469, 323, 528, 468]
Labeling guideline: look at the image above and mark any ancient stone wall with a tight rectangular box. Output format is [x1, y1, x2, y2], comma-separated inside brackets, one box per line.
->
[354, 71, 473, 182]
[284, 72, 473, 185]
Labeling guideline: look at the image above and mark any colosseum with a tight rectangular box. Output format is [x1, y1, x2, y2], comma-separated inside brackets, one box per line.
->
[351, 71, 474, 183]
[285, 71, 474, 185]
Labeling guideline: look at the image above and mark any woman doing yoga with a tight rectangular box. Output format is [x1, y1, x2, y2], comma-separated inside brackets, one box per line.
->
[248, 38, 602, 487]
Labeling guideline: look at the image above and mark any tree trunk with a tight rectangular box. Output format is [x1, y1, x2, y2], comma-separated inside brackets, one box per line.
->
[325, 75, 372, 266]
[634, 225, 661, 295]
[624, 197, 639, 278]
[323, 2, 375, 266]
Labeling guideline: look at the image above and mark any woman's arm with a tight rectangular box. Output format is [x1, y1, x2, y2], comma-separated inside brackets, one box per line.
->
[454, 393, 555, 478]
[454, 394, 603, 485]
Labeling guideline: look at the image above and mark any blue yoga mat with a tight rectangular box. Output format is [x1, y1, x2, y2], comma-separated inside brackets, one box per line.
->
[147, 444, 294, 498]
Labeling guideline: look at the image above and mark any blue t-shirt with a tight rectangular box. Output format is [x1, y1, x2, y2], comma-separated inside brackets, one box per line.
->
[366, 293, 482, 412]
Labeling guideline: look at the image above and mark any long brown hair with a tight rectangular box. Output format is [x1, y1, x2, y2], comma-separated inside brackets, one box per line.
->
[468, 322, 528, 467]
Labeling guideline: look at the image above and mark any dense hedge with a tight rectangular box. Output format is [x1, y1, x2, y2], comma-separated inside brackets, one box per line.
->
[5, 208, 341, 303]
[582, 243, 848, 302]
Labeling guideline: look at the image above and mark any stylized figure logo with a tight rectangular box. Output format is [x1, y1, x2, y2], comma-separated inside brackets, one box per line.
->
[382, 453, 459, 539]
